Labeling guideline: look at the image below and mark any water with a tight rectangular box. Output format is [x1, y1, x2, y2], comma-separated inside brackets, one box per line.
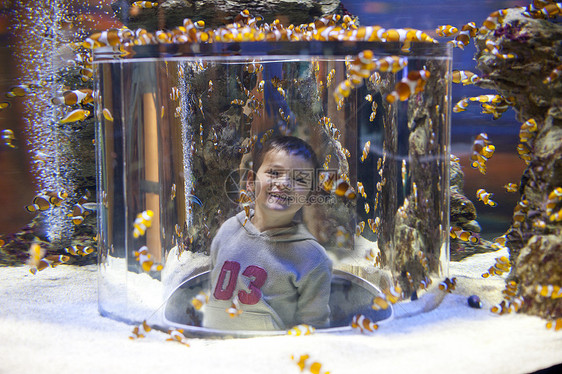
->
[95, 41, 451, 334]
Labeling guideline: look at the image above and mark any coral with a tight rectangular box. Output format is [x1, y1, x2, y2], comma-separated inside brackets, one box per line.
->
[474, 8, 562, 318]
[112, 0, 344, 31]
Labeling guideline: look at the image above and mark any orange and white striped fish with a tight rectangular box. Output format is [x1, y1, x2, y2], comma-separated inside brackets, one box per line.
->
[480, 9, 508, 34]
[133, 209, 154, 238]
[502, 281, 518, 300]
[373, 56, 407, 73]
[536, 284, 562, 299]
[482, 256, 510, 278]
[29, 253, 70, 274]
[504, 183, 518, 193]
[129, 320, 152, 339]
[453, 97, 470, 112]
[477, 188, 497, 207]
[448, 22, 478, 49]
[546, 187, 562, 222]
[449, 226, 479, 244]
[132, 1, 159, 8]
[438, 277, 457, 293]
[543, 64, 562, 84]
[133, 246, 163, 272]
[64, 245, 94, 256]
[435, 25, 458, 37]
[334, 178, 356, 200]
[166, 328, 190, 346]
[191, 291, 209, 310]
[360, 141, 370, 162]
[290, 354, 330, 374]
[471, 133, 495, 174]
[372, 294, 390, 311]
[351, 314, 379, 333]
[386, 69, 430, 103]
[226, 297, 243, 318]
[51, 89, 94, 106]
[451, 70, 480, 85]
[287, 324, 316, 336]
[546, 318, 562, 331]
[484, 39, 517, 60]
[519, 119, 538, 143]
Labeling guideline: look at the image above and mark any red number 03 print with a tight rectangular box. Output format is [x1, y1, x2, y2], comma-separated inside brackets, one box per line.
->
[213, 261, 267, 305]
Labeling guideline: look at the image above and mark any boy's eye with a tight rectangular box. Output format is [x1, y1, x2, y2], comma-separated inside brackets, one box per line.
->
[266, 169, 279, 177]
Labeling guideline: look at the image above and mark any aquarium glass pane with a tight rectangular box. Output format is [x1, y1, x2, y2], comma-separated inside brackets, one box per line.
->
[94, 41, 452, 337]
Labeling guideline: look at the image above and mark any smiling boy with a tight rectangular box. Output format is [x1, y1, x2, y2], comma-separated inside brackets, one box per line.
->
[203, 136, 332, 331]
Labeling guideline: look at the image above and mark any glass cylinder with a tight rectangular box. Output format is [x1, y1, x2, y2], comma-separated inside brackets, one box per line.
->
[94, 41, 452, 336]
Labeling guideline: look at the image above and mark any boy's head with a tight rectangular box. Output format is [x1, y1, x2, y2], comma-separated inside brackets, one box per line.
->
[251, 136, 320, 175]
[247, 136, 320, 227]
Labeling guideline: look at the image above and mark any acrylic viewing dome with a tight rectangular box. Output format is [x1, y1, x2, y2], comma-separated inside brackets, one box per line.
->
[94, 39, 452, 337]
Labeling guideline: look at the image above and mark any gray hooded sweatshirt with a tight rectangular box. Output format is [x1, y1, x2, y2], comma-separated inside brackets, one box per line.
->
[202, 210, 332, 331]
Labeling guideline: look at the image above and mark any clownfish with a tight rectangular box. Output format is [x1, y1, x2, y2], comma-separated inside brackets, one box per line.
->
[471, 133, 495, 174]
[371, 294, 390, 310]
[502, 281, 518, 300]
[451, 70, 480, 85]
[519, 119, 538, 143]
[102, 108, 114, 122]
[449, 226, 479, 244]
[64, 245, 94, 256]
[51, 89, 94, 106]
[132, 1, 159, 8]
[386, 70, 430, 103]
[367, 217, 380, 234]
[435, 25, 458, 37]
[226, 297, 243, 318]
[504, 183, 518, 193]
[170, 87, 180, 101]
[287, 324, 316, 336]
[517, 142, 532, 165]
[373, 55, 407, 73]
[438, 277, 457, 293]
[543, 64, 562, 84]
[481, 256, 510, 278]
[60, 108, 90, 123]
[448, 22, 478, 49]
[477, 188, 497, 207]
[546, 318, 562, 331]
[133, 246, 163, 272]
[484, 39, 517, 60]
[129, 320, 152, 339]
[480, 9, 508, 34]
[1, 129, 16, 148]
[133, 209, 154, 238]
[290, 354, 330, 374]
[25, 191, 68, 213]
[334, 178, 356, 199]
[536, 284, 562, 299]
[29, 254, 70, 274]
[351, 314, 379, 333]
[360, 141, 370, 162]
[166, 328, 190, 346]
[546, 187, 562, 222]
[357, 182, 366, 198]
[453, 97, 470, 113]
[355, 221, 365, 236]
[191, 291, 209, 310]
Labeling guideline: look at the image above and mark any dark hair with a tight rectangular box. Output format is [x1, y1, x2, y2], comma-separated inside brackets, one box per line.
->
[252, 135, 320, 173]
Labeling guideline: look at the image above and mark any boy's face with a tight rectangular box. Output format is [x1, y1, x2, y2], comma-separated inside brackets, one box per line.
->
[248, 149, 314, 223]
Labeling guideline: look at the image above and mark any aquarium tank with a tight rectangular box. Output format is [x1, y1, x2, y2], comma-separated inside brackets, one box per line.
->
[94, 20, 452, 336]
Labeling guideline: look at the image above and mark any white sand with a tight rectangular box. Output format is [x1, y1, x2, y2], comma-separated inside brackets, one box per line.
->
[1, 249, 561, 374]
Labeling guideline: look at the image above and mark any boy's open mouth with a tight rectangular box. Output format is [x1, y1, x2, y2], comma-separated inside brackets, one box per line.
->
[268, 192, 291, 203]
